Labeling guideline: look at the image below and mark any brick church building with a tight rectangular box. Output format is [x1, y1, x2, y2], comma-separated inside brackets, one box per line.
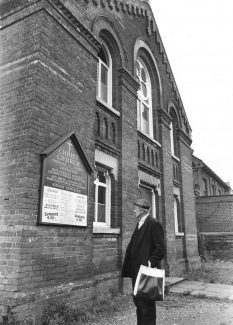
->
[0, 0, 199, 321]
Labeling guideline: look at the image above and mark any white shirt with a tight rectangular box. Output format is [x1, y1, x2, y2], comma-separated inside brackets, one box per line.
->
[138, 213, 149, 229]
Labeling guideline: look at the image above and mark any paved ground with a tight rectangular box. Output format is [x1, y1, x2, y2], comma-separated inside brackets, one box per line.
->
[83, 261, 233, 325]
[168, 278, 233, 300]
[210, 261, 233, 285]
[85, 293, 233, 325]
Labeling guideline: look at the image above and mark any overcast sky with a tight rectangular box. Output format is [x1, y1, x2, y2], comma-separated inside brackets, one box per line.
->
[150, 1, 233, 188]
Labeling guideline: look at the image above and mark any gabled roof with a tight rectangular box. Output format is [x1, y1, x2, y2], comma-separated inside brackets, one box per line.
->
[51, 0, 192, 136]
[192, 155, 231, 190]
[42, 131, 93, 175]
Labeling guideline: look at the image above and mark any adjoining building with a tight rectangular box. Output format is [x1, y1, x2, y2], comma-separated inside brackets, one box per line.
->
[0, 0, 199, 321]
[192, 155, 232, 196]
[192, 155, 233, 261]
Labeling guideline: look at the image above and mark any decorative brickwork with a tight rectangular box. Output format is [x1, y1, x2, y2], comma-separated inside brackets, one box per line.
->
[0, 0, 199, 321]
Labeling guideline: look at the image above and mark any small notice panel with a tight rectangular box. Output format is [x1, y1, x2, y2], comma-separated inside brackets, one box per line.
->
[39, 133, 92, 227]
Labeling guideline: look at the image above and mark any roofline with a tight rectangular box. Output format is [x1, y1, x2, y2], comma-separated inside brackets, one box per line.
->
[192, 155, 231, 190]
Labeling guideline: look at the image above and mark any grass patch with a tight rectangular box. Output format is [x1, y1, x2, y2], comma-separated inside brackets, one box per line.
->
[183, 261, 218, 283]
[41, 293, 121, 325]
[41, 303, 89, 325]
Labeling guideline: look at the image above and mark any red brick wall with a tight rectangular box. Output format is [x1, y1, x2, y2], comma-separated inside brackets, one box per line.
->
[196, 195, 233, 261]
[0, 4, 98, 293]
[0, 0, 199, 321]
[93, 234, 119, 274]
[179, 134, 199, 258]
[196, 195, 233, 233]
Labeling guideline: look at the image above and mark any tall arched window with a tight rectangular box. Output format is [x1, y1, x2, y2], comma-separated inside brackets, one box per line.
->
[97, 43, 112, 105]
[136, 58, 153, 137]
[94, 168, 111, 226]
[174, 192, 184, 235]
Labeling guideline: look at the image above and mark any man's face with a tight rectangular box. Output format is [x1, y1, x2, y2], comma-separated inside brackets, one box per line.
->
[133, 204, 144, 220]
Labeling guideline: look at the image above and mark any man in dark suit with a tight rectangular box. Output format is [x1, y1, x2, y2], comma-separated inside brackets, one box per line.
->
[121, 198, 165, 325]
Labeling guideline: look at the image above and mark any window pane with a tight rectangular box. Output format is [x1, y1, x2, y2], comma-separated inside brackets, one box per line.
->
[141, 104, 149, 134]
[141, 68, 146, 82]
[101, 65, 108, 85]
[100, 84, 108, 102]
[100, 64, 108, 102]
[97, 186, 106, 223]
[177, 200, 183, 233]
[97, 203, 106, 222]
[98, 171, 106, 183]
[99, 48, 108, 65]
[141, 83, 147, 98]
[98, 186, 106, 204]
[136, 61, 140, 78]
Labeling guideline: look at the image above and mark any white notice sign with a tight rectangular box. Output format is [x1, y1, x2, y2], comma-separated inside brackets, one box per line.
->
[42, 186, 87, 226]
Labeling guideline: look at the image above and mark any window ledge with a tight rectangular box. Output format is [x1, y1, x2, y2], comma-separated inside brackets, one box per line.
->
[93, 226, 121, 234]
[175, 232, 184, 237]
[138, 130, 161, 147]
[96, 97, 120, 117]
[172, 154, 180, 162]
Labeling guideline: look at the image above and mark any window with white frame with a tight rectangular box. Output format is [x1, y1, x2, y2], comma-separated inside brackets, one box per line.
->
[139, 184, 158, 219]
[97, 44, 112, 106]
[170, 121, 175, 156]
[173, 191, 184, 235]
[136, 58, 153, 137]
[94, 167, 111, 226]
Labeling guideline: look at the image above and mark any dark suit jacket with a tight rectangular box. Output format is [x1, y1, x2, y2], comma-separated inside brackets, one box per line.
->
[121, 215, 165, 281]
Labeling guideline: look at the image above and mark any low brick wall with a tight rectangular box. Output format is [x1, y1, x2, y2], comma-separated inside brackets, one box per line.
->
[200, 233, 233, 261]
[196, 195, 233, 233]
[196, 195, 233, 260]
[0, 271, 120, 324]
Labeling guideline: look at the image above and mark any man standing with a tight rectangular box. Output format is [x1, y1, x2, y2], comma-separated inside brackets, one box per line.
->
[121, 198, 165, 325]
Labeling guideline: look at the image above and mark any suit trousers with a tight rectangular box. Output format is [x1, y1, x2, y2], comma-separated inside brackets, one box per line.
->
[132, 278, 156, 325]
[133, 294, 156, 325]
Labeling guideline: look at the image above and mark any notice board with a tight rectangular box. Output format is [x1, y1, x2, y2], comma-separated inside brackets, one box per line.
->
[39, 132, 92, 226]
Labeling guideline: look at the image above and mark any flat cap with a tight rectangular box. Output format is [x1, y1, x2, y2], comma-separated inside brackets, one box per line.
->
[134, 198, 151, 209]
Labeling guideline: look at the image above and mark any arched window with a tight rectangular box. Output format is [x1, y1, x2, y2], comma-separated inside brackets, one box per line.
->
[97, 43, 112, 105]
[94, 168, 111, 226]
[174, 193, 184, 234]
[136, 58, 153, 137]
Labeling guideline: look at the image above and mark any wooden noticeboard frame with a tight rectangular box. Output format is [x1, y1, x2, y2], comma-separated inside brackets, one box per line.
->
[38, 132, 92, 227]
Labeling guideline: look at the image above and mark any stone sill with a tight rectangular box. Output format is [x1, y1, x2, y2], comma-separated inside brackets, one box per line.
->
[93, 226, 121, 235]
[96, 97, 120, 117]
[175, 232, 184, 237]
